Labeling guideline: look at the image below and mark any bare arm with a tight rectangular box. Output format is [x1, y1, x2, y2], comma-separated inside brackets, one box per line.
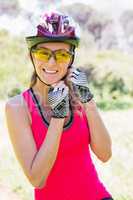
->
[30, 117, 65, 188]
[5, 97, 65, 189]
[83, 99, 112, 162]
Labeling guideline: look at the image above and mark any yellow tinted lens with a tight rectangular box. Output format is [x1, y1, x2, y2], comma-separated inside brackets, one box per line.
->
[33, 48, 51, 62]
[55, 50, 72, 63]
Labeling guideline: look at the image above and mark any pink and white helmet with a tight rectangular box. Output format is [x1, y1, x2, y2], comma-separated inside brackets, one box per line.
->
[26, 11, 80, 50]
[37, 12, 76, 37]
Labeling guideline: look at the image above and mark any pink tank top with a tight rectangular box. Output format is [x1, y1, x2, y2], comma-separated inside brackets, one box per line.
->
[22, 88, 112, 200]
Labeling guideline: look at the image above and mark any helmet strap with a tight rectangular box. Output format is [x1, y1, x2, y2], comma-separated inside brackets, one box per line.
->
[69, 45, 75, 67]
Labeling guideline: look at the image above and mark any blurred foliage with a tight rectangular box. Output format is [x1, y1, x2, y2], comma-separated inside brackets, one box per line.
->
[0, 0, 19, 16]
[0, 29, 133, 109]
[60, 3, 111, 42]
[0, 29, 32, 98]
[120, 10, 133, 43]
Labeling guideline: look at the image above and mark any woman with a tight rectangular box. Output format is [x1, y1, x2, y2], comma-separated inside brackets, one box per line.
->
[5, 12, 113, 200]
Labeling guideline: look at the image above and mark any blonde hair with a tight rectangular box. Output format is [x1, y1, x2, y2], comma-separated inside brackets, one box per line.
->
[29, 71, 37, 88]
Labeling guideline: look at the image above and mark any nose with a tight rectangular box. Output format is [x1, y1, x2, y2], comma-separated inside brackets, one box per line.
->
[48, 55, 56, 64]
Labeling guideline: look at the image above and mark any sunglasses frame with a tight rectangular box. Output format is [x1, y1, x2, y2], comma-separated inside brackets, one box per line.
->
[31, 47, 74, 64]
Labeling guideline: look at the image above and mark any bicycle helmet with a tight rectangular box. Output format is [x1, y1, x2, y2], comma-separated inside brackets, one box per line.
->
[26, 12, 80, 50]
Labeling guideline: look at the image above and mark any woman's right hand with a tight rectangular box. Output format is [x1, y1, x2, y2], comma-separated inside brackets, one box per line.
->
[48, 81, 70, 118]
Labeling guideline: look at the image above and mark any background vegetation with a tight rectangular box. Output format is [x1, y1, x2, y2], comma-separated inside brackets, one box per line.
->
[0, 1, 133, 200]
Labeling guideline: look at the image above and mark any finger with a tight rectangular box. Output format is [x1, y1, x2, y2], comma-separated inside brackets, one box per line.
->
[54, 84, 67, 94]
[69, 68, 81, 75]
[68, 71, 79, 78]
[52, 81, 64, 92]
[67, 74, 78, 81]
[62, 86, 69, 96]
[58, 83, 66, 92]
[70, 71, 80, 79]
[62, 88, 65, 93]
[67, 70, 79, 77]
[68, 77, 79, 84]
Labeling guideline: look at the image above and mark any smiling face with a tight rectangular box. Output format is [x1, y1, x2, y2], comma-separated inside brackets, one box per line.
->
[31, 42, 72, 85]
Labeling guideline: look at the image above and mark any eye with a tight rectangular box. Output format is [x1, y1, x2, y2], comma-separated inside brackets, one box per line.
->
[37, 48, 51, 55]
[61, 52, 68, 57]
[56, 50, 70, 57]
[42, 51, 50, 56]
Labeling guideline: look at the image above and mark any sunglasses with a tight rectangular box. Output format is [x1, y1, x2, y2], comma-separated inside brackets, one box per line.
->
[31, 47, 74, 64]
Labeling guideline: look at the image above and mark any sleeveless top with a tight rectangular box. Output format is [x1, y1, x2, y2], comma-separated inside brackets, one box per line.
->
[22, 88, 112, 200]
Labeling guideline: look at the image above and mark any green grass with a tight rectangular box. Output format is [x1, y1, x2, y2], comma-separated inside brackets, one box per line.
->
[97, 98, 133, 110]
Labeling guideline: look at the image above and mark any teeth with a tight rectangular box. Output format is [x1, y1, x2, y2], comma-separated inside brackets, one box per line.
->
[44, 69, 57, 74]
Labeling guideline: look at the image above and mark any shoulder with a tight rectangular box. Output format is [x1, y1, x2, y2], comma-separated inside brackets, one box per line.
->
[5, 93, 22, 106]
[5, 93, 32, 124]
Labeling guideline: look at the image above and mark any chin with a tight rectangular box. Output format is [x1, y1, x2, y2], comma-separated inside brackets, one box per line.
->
[44, 73, 67, 83]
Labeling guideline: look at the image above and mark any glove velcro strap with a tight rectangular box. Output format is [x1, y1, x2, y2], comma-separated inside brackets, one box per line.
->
[52, 96, 69, 118]
[78, 85, 94, 103]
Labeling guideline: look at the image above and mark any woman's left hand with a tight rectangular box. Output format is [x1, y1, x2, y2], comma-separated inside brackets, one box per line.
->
[66, 67, 94, 103]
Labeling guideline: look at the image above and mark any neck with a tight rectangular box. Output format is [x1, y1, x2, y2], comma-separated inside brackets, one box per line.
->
[32, 78, 50, 106]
